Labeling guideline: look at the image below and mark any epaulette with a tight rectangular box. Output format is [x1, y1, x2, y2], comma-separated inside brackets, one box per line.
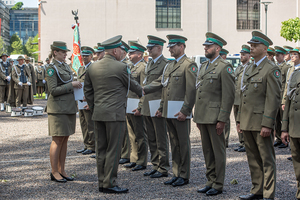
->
[220, 59, 229, 64]
[185, 57, 195, 64]
[266, 59, 276, 67]
[202, 60, 209, 65]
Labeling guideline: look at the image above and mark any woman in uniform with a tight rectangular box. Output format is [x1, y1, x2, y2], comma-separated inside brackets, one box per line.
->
[46, 41, 82, 183]
[35, 61, 45, 98]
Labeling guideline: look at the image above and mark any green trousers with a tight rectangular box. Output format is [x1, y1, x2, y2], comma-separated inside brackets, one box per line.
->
[234, 105, 244, 147]
[79, 109, 95, 151]
[290, 137, 300, 199]
[120, 125, 130, 159]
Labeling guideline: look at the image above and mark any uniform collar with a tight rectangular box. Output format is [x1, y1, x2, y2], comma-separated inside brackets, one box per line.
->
[295, 63, 300, 70]
[176, 54, 186, 62]
[253, 56, 266, 67]
[153, 54, 163, 63]
[54, 59, 63, 65]
[133, 58, 144, 67]
[209, 55, 220, 64]
[84, 62, 91, 69]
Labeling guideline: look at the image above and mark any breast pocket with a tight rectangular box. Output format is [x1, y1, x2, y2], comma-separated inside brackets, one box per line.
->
[206, 74, 218, 84]
[172, 72, 184, 85]
[250, 77, 263, 90]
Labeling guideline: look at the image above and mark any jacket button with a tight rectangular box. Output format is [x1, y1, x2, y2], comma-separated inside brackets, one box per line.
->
[297, 93, 299, 95]
[244, 102, 246, 104]
[295, 101, 298, 103]
[198, 97, 201, 99]
[199, 91, 201, 93]
[295, 109, 297, 111]
[244, 95, 246, 97]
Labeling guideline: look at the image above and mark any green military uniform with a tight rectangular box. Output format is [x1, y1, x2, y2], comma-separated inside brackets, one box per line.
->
[142, 35, 170, 176]
[194, 32, 235, 192]
[44, 58, 50, 98]
[267, 47, 276, 64]
[0, 53, 12, 111]
[77, 46, 95, 152]
[237, 31, 281, 199]
[281, 52, 300, 198]
[144, 35, 197, 183]
[11, 56, 32, 107]
[234, 45, 251, 150]
[35, 62, 45, 87]
[84, 35, 143, 191]
[25, 57, 36, 96]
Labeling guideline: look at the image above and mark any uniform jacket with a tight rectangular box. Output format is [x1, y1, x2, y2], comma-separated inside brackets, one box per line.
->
[193, 57, 235, 124]
[282, 68, 300, 137]
[141, 55, 169, 116]
[77, 62, 92, 83]
[278, 61, 291, 99]
[35, 66, 45, 81]
[84, 54, 143, 122]
[282, 64, 295, 105]
[12, 64, 32, 89]
[144, 55, 197, 118]
[0, 61, 12, 86]
[27, 63, 36, 95]
[45, 59, 77, 114]
[237, 57, 281, 131]
[234, 62, 250, 106]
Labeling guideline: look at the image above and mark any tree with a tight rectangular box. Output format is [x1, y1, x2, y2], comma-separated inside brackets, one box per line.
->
[8, 33, 24, 55]
[280, 17, 300, 42]
[25, 34, 39, 61]
[0, 37, 8, 55]
[11, 2, 23, 10]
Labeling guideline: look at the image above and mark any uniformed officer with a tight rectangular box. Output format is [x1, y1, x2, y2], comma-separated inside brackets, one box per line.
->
[194, 32, 234, 196]
[25, 56, 36, 96]
[273, 46, 290, 148]
[11, 56, 32, 108]
[0, 53, 12, 111]
[84, 35, 143, 193]
[142, 35, 170, 178]
[44, 58, 51, 99]
[234, 45, 251, 153]
[144, 34, 197, 187]
[76, 46, 95, 156]
[237, 31, 281, 200]
[119, 41, 132, 164]
[93, 45, 105, 62]
[35, 61, 46, 98]
[281, 47, 300, 200]
[283, 45, 293, 63]
[267, 47, 276, 64]
[219, 48, 229, 59]
[124, 42, 148, 171]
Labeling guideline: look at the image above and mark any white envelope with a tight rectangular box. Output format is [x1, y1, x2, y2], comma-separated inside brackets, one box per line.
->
[149, 99, 161, 117]
[78, 101, 87, 110]
[126, 98, 140, 114]
[74, 82, 84, 101]
[167, 101, 192, 119]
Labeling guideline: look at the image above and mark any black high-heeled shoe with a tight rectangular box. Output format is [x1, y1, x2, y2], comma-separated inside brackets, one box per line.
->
[50, 173, 67, 183]
[59, 173, 74, 181]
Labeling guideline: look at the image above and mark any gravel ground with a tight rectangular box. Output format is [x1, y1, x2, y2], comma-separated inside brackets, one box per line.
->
[0, 99, 297, 200]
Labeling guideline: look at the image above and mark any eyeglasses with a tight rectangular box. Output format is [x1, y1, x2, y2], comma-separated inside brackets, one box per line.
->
[147, 45, 158, 51]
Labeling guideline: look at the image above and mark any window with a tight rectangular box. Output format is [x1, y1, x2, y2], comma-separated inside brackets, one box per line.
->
[237, 0, 260, 29]
[156, 0, 181, 28]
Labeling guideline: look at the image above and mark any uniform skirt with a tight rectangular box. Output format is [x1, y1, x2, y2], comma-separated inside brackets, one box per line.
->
[48, 114, 76, 136]
[36, 80, 44, 87]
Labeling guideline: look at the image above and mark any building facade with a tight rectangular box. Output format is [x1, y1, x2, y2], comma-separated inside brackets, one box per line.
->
[0, 0, 10, 46]
[10, 8, 38, 45]
[39, 0, 299, 61]
[3, 0, 14, 8]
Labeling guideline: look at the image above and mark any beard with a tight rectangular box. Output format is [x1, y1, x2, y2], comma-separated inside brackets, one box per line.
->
[205, 51, 215, 59]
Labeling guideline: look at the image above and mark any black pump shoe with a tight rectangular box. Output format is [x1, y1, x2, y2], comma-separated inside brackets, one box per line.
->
[50, 173, 67, 183]
[59, 173, 74, 181]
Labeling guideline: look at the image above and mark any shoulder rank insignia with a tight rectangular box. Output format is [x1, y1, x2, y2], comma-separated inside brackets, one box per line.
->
[227, 67, 233, 74]
[47, 68, 54, 77]
[190, 66, 197, 73]
[274, 70, 280, 78]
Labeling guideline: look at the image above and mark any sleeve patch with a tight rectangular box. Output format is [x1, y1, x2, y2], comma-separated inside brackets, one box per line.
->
[47, 68, 54, 77]
[190, 65, 197, 73]
[227, 67, 233, 74]
[274, 70, 280, 78]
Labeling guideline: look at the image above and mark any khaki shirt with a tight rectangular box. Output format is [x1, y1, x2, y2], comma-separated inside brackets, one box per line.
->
[0, 61, 12, 86]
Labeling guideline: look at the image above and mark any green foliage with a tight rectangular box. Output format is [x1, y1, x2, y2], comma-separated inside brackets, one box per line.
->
[0, 37, 8, 55]
[280, 17, 300, 42]
[11, 2, 23, 10]
[8, 33, 23, 54]
[25, 34, 39, 61]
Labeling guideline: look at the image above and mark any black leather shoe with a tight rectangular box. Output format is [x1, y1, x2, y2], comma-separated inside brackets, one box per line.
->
[172, 177, 189, 187]
[150, 171, 168, 178]
[278, 143, 288, 148]
[273, 141, 282, 147]
[144, 169, 157, 176]
[234, 146, 241, 151]
[164, 177, 178, 185]
[119, 158, 130, 164]
[90, 155, 96, 158]
[50, 173, 67, 183]
[197, 186, 212, 193]
[99, 187, 103, 192]
[124, 162, 136, 168]
[287, 157, 292, 161]
[76, 148, 86, 153]
[102, 186, 128, 194]
[206, 188, 222, 196]
[239, 193, 263, 200]
[82, 149, 95, 155]
[59, 173, 74, 181]
[263, 198, 274, 200]
[132, 165, 146, 171]
[238, 146, 246, 152]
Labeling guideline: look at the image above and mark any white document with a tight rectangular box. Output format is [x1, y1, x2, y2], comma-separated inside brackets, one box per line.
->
[78, 101, 87, 110]
[167, 101, 192, 119]
[126, 98, 140, 114]
[149, 99, 161, 117]
[74, 82, 84, 101]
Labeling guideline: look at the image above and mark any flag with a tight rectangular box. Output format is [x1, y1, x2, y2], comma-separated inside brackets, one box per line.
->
[71, 23, 83, 74]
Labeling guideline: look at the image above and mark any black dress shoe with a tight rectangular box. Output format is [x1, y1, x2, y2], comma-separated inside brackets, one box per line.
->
[132, 165, 146, 171]
[263, 198, 274, 200]
[124, 162, 136, 168]
[206, 188, 222, 196]
[234, 146, 241, 151]
[164, 177, 178, 185]
[90, 155, 96, 158]
[59, 173, 74, 181]
[172, 177, 189, 187]
[197, 186, 212, 193]
[239, 193, 263, 200]
[150, 171, 168, 178]
[82, 149, 95, 155]
[102, 186, 128, 194]
[278, 143, 288, 148]
[50, 173, 67, 183]
[287, 157, 292, 161]
[144, 169, 157, 176]
[99, 187, 103, 192]
[238, 146, 246, 152]
[273, 141, 282, 147]
[76, 148, 86, 153]
[119, 158, 130, 164]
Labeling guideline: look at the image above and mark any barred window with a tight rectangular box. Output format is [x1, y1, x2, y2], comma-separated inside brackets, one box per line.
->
[156, 0, 181, 28]
[237, 0, 260, 29]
